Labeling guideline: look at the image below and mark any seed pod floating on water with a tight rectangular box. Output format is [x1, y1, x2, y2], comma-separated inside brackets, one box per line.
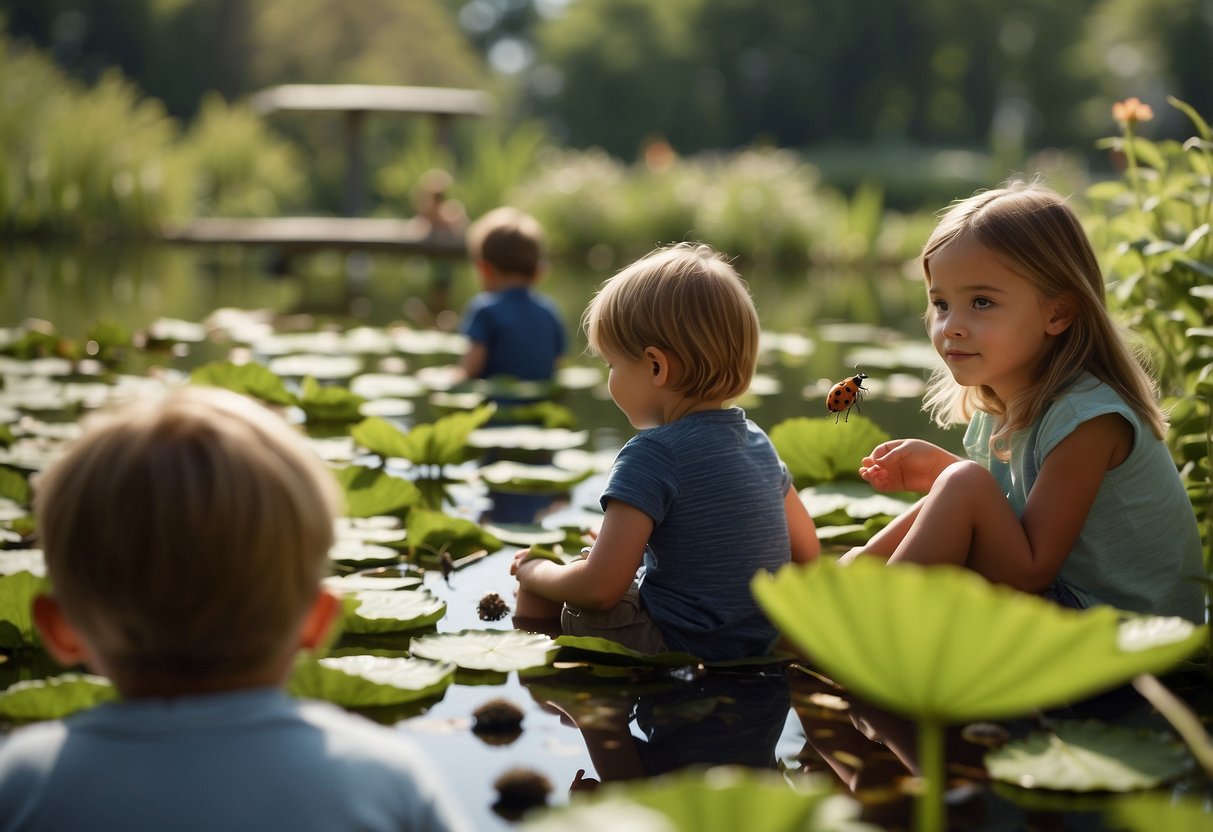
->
[477, 591, 510, 621]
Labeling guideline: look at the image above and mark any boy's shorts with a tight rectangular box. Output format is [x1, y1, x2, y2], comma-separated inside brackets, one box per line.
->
[561, 582, 668, 655]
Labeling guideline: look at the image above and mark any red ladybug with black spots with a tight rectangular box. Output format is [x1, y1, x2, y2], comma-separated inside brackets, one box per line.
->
[827, 372, 868, 423]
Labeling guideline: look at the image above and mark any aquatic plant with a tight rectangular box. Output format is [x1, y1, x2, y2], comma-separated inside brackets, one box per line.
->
[752, 558, 1207, 831]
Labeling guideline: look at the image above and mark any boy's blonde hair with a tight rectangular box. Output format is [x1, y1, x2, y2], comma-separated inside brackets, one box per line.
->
[583, 242, 759, 402]
[466, 206, 545, 278]
[921, 181, 1165, 455]
[35, 386, 342, 685]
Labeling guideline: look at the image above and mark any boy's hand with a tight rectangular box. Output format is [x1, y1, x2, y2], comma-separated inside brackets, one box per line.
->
[859, 439, 958, 493]
[509, 548, 531, 577]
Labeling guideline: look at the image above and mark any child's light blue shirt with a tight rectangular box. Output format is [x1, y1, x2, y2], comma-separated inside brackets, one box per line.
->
[964, 373, 1205, 622]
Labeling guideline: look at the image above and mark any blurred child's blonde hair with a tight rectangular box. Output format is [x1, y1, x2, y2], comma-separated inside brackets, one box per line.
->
[466, 206, 545, 278]
[35, 386, 342, 685]
[921, 181, 1165, 456]
[583, 242, 759, 403]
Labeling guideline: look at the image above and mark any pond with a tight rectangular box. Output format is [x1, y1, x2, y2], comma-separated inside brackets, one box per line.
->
[0, 243, 1206, 831]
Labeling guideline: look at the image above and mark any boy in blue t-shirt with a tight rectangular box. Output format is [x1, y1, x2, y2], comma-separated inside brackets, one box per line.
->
[458, 206, 567, 383]
[0, 387, 469, 832]
[510, 243, 820, 660]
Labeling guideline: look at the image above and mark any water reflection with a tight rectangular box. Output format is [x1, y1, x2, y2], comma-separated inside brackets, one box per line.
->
[520, 666, 791, 791]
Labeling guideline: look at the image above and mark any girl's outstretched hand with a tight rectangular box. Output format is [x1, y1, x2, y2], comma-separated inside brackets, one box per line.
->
[858, 439, 960, 493]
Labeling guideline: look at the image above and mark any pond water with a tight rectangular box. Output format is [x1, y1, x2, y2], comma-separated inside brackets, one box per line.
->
[1, 244, 1204, 830]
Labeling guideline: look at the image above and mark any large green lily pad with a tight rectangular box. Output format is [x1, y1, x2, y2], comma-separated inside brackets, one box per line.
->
[752, 558, 1207, 722]
[289, 655, 456, 707]
[986, 720, 1191, 791]
[343, 589, 447, 633]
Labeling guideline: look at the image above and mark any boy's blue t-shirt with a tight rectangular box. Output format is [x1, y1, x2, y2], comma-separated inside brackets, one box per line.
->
[600, 407, 793, 660]
[0, 687, 469, 832]
[459, 286, 567, 381]
[963, 372, 1205, 622]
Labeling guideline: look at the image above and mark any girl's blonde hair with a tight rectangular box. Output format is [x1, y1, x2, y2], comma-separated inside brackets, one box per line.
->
[921, 181, 1165, 456]
[582, 242, 759, 403]
[35, 386, 342, 685]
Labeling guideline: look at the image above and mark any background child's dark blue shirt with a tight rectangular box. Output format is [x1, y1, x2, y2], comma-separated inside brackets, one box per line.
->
[459, 286, 566, 381]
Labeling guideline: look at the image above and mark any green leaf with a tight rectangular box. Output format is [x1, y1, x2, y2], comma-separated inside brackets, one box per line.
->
[332, 464, 421, 517]
[288, 654, 455, 707]
[297, 376, 366, 424]
[554, 635, 703, 667]
[343, 589, 447, 633]
[397, 405, 497, 466]
[769, 416, 889, 485]
[520, 767, 862, 832]
[1168, 95, 1212, 142]
[483, 523, 568, 547]
[1108, 792, 1213, 832]
[478, 461, 594, 494]
[752, 558, 1207, 722]
[0, 569, 46, 647]
[0, 464, 31, 505]
[190, 361, 295, 406]
[406, 507, 503, 559]
[409, 629, 558, 672]
[986, 720, 1190, 791]
[350, 417, 415, 460]
[0, 673, 116, 720]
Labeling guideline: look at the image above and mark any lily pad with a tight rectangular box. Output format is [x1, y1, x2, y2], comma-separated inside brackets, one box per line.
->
[324, 573, 422, 593]
[289, 655, 456, 707]
[555, 635, 702, 667]
[479, 461, 593, 493]
[751, 558, 1208, 723]
[334, 516, 408, 545]
[350, 373, 426, 400]
[985, 720, 1190, 791]
[769, 416, 889, 485]
[409, 630, 558, 672]
[268, 353, 363, 380]
[482, 523, 568, 547]
[468, 425, 589, 452]
[0, 549, 44, 577]
[0, 673, 116, 720]
[328, 541, 402, 566]
[344, 589, 447, 633]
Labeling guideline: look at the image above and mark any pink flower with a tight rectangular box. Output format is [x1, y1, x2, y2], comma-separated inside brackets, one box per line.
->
[1112, 97, 1154, 126]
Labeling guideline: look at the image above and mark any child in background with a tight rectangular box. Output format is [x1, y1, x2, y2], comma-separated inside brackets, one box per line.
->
[842, 181, 1204, 623]
[0, 387, 469, 832]
[458, 206, 567, 384]
[511, 243, 820, 660]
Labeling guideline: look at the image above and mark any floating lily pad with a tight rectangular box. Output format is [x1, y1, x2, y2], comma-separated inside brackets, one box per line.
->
[520, 767, 866, 832]
[469, 426, 589, 452]
[555, 635, 702, 667]
[482, 523, 568, 547]
[409, 630, 558, 672]
[146, 317, 207, 343]
[359, 398, 415, 419]
[324, 573, 422, 593]
[350, 373, 426, 400]
[0, 549, 44, 577]
[769, 416, 889, 485]
[334, 517, 408, 546]
[556, 365, 604, 389]
[268, 353, 363, 380]
[389, 328, 467, 356]
[0, 673, 116, 720]
[479, 461, 593, 493]
[752, 558, 1208, 722]
[328, 541, 401, 566]
[344, 589, 447, 633]
[985, 720, 1190, 792]
[289, 655, 456, 707]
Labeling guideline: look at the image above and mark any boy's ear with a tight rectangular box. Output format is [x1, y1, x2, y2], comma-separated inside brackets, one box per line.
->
[32, 595, 93, 668]
[1045, 295, 1077, 335]
[298, 587, 342, 651]
[643, 346, 676, 388]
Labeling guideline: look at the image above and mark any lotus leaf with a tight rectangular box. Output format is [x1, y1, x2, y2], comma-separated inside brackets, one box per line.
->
[479, 461, 592, 493]
[769, 416, 889, 485]
[350, 373, 426, 400]
[555, 635, 702, 668]
[752, 558, 1208, 722]
[253, 331, 344, 356]
[332, 464, 421, 517]
[289, 655, 456, 707]
[191, 360, 294, 405]
[267, 353, 363, 380]
[468, 425, 589, 452]
[146, 317, 206, 343]
[358, 398, 415, 419]
[409, 630, 558, 672]
[1107, 793, 1212, 831]
[483, 523, 568, 547]
[521, 767, 872, 832]
[0, 568, 45, 647]
[985, 720, 1190, 792]
[0, 673, 116, 720]
[328, 541, 401, 566]
[387, 405, 496, 466]
[344, 589, 446, 633]
[406, 507, 503, 559]
[297, 376, 365, 423]
[334, 516, 407, 545]
[324, 573, 421, 592]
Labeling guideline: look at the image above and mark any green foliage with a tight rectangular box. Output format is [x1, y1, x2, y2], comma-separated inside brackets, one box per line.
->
[190, 361, 295, 406]
[353, 405, 494, 468]
[173, 93, 307, 217]
[297, 376, 366, 424]
[288, 654, 456, 707]
[0, 465, 30, 506]
[405, 506, 502, 560]
[0, 674, 116, 721]
[332, 464, 421, 518]
[0, 570, 44, 648]
[769, 415, 889, 486]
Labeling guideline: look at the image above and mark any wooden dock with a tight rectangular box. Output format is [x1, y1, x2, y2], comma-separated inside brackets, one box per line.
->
[161, 217, 467, 256]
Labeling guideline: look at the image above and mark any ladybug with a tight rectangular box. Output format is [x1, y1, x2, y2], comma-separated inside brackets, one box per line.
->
[827, 372, 868, 423]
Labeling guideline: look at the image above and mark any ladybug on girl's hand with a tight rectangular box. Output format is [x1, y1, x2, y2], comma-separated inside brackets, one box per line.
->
[827, 372, 868, 423]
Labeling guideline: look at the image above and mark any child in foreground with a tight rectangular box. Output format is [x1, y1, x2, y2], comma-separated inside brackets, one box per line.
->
[511, 242, 820, 660]
[842, 181, 1204, 623]
[0, 387, 469, 832]
[458, 206, 567, 384]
